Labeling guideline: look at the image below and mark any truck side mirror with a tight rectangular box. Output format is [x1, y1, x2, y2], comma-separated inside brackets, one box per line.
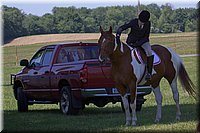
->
[20, 59, 29, 67]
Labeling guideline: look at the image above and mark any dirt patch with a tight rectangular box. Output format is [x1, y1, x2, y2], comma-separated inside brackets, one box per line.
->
[4, 32, 197, 47]
[3, 33, 102, 47]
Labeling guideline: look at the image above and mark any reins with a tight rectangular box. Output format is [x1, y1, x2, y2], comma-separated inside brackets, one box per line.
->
[100, 62, 110, 79]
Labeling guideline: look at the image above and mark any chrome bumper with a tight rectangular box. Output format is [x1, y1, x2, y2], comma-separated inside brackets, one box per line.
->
[81, 86, 152, 97]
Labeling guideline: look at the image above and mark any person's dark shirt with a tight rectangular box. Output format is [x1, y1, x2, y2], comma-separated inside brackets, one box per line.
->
[117, 18, 151, 46]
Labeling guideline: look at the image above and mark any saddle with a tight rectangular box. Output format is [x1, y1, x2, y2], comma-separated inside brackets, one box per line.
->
[133, 47, 161, 65]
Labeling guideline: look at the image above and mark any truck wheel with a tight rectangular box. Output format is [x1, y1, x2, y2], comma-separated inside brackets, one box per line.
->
[17, 87, 28, 112]
[59, 86, 79, 115]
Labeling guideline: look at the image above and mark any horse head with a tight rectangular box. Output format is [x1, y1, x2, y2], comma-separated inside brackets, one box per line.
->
[98, 26, 115, 63]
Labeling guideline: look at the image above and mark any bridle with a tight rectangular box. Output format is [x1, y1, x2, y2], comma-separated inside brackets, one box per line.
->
[99, 34, 115, 79]
[99, 34, 115, 54]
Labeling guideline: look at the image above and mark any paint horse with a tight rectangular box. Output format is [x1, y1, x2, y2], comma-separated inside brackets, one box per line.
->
[98, 26, 196, 126]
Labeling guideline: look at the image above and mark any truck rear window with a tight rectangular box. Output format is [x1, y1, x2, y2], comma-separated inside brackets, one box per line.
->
[56, 46, 99, 63]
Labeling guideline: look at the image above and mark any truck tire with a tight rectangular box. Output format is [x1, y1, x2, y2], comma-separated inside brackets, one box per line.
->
[17, 87, 28, 112]
[59, 86, 79, 115]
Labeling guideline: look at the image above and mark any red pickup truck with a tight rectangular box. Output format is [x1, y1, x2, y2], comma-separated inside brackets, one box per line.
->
[12, 42, 152, 114]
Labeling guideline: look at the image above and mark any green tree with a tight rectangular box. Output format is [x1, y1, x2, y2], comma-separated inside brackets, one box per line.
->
[162, 23, 173, 33]
[147, 3, 161, 19]
[157, 3, 173, 32]
[52, 6, 83, 33]
[150, 14, 159, 33]
[22, 14, 45, 35]
[3, 5, 26, 42]
[91, 7, 108, 31]
[40, 13, 57, 33]
[171, 8, 187, 32]
[185, 8, 198, 32]
[82, 17, 96, 32]
[185, 20, 197, 32]
[105, 7, 123, 30]
[3, 3, 199, 40]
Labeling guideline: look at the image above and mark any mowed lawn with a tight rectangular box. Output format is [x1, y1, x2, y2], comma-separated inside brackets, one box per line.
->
[2, 32, 198, 132]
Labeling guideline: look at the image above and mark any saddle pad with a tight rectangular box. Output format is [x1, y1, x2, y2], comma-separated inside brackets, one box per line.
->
[135, 49, 161, 65]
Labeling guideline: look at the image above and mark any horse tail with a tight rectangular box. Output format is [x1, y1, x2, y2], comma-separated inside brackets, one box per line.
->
[178, 62, 197, 99]
[167, 47, 197, 99]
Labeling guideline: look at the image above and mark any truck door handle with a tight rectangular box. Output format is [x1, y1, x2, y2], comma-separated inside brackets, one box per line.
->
[33, 72, 38, 74]
[45, 71, 49, 74]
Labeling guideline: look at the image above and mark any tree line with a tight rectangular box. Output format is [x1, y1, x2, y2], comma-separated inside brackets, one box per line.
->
[3, 3, 198, 43]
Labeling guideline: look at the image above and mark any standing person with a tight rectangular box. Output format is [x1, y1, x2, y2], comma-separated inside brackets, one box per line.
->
[116, 10, 153, 80]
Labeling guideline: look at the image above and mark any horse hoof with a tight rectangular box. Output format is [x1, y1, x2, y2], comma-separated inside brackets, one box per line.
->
[131, 121, 137, 126]
[154, 119, 160, 123]
[125, 121, 131, 126]
[176, 116, 181, 121]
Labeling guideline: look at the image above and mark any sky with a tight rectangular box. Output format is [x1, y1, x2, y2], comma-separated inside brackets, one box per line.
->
[2, 0, 199, 16]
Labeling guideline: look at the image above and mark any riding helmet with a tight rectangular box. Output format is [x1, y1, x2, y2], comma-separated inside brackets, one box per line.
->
[139, 10, 150, 23]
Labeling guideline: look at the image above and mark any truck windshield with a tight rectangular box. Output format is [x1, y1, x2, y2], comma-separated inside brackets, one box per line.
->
[56, 46, 99, 63]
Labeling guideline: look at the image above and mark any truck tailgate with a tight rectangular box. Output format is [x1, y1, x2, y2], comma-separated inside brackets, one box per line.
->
[85, 61, 114, 88]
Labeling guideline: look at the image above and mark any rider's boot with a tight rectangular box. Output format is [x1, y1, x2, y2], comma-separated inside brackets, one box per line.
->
[145, 55, 154, 80]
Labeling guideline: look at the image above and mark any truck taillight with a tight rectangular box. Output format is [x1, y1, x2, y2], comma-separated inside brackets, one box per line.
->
[80, 65, 88, 83]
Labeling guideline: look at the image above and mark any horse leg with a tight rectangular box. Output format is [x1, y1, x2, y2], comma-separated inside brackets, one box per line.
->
[130, 98, 137, 126]
[121, 94, 131, 126]
[170, 78, 181, 121]
[129, 81, 137, 126]
[117, 84, 131, 126]
[152, 86, 163, 123]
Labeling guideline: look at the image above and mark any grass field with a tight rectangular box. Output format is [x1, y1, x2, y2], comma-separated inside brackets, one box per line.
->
[2, 32, 199, 132]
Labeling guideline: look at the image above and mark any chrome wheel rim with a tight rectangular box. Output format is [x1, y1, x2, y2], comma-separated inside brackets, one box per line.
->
[61, 90, 69, 114]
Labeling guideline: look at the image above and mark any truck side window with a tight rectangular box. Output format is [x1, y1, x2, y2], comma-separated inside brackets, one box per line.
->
[30, 49, 45, 67]
[42, 49, 54, 66]
[77, 48, 85, 60]
[56, 46, 99, 63]
[57, 48, 69, 63]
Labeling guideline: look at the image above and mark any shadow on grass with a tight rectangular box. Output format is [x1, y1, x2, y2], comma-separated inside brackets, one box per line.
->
[1, 84, 12, 87]
[3, 103, 197, 132]
[82, 103, 198, 125]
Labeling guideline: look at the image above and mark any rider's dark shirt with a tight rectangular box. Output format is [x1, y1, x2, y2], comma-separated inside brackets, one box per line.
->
[117, 18, 151, 46]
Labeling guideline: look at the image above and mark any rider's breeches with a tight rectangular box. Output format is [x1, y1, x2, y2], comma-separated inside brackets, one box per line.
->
[141, 42, 152, 57]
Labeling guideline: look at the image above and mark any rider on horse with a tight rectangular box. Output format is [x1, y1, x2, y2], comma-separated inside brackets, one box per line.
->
[116, 10, 154, 80]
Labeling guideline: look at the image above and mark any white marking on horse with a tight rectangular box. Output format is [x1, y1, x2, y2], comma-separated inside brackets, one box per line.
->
[131, 50, 144, 82]
[167, 47, 182, 75]
[102, 38, 106, 43]
[121, 94, 131, 126]
[130, 88, 137, 126]
[170, 78, 181, 121]
[120, 42, 124, 53]
[167, 47, 182, 120]
[122, 43, 146, 83]
[98, 55, 104, 62]
[114, 38, 118, 52]
[152, 86, 163, 123]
